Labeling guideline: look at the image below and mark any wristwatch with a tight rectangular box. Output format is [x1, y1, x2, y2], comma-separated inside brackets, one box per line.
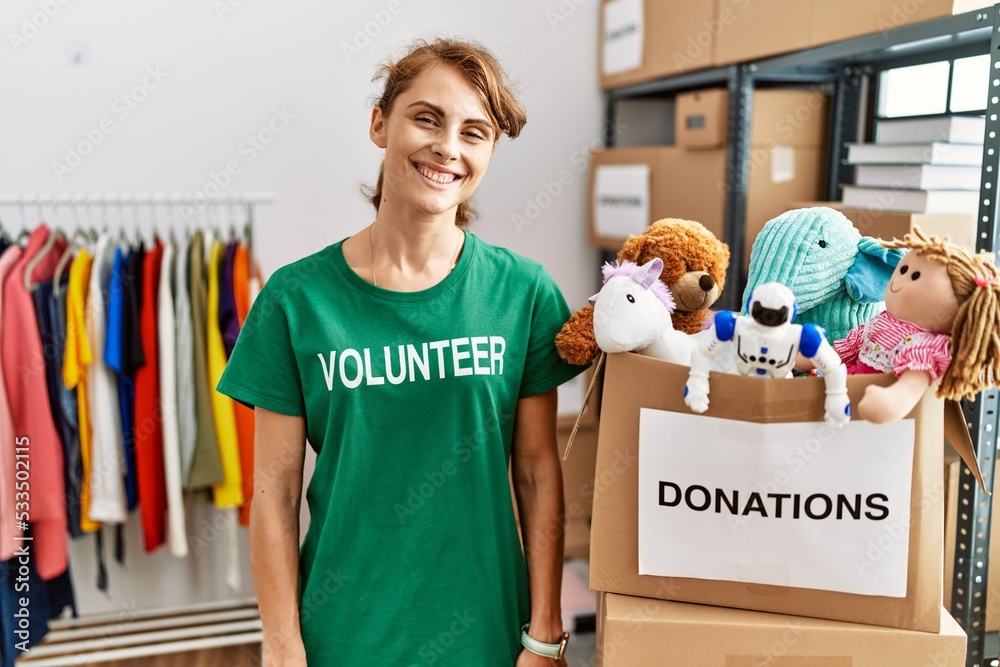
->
[520, 624, 570, 660]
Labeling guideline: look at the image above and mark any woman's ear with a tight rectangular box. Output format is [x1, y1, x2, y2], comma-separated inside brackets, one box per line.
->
[370, 107, 388, 149]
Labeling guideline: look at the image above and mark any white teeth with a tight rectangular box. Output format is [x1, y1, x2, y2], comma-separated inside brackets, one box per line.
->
[417, 164, 457, 184]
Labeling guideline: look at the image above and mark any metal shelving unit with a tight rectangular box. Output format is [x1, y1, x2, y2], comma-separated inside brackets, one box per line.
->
[603, 7, 1000, 666]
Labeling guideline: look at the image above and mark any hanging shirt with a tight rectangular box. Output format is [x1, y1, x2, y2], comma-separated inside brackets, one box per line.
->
[233, 242, 251, 327]
[87, 234, 127, 525]
[217, 232, 585, 666]
[231, 242, 255, 526]
[0, 245, 24, 562]
[120, 245, 147, 510]
[1, 225, 69, 580]
[134, 240, 167, 553]
[186, 231, 224, 493]
[62, 248, 100, 535]
[33, 277, 83, 539]
[173, 234, 198, 485]
[105, 246, 139, 511]
[0, 526, 76, 667]
[207, 241, 243, 509]
[157, 241, 188, 557]
[219, 242, 240, 358]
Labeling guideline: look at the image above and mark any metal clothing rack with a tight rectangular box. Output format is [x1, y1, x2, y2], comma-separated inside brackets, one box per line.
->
[0, 191, 274, 278]
[0, 191, 274, 663]
[602, 7, 1000, 666]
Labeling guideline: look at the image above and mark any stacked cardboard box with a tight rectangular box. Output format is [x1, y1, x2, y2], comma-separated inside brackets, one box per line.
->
[590, 89, 827, 270]
[600, 0, 994, 89]
[795, 201, 980, 254]
[587, 352, 973, 664]
[511, 367, 600, 560]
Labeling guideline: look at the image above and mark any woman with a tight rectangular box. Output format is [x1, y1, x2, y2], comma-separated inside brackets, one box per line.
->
[218, 38, 585, 666]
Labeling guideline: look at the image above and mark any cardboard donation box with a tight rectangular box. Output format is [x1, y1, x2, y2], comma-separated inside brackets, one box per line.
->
[599, 0, 717, 90]
[596, 593, 968, 667]
[589, 352, 962, 632]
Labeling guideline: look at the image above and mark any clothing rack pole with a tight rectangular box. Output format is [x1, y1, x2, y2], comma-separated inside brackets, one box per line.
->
[0, 192, 275, 207]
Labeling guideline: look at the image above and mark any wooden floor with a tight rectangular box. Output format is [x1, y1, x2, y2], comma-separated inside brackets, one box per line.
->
[64, 646, 261, 667]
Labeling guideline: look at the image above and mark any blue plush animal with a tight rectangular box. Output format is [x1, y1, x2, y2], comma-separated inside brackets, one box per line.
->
[742, 207, 904, 342]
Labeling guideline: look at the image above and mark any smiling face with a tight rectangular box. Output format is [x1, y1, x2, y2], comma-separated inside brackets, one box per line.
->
[884, 251, 958, 333]
[369, 63, 496, 222]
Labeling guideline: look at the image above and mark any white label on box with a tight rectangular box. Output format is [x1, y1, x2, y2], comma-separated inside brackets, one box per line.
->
[594, 164, 650, 239]
[638, 409, 915, 597]
[602, 0, 644, 75]
[771, 145, 795, 183]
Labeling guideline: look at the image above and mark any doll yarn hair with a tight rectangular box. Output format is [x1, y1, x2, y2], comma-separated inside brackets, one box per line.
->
[882, 227, 1000, 400]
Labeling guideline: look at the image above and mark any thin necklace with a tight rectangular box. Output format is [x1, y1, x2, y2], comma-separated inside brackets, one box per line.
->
[367, 222, 463, 288]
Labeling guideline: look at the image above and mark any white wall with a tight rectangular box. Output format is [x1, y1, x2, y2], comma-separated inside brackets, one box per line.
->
[1, 0, 602, 614]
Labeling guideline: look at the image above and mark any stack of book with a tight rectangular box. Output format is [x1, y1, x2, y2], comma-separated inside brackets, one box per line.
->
[841, 115, 984, 214]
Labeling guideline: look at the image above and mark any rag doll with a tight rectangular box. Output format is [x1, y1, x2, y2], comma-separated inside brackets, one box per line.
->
[833, 227, 1000, 424]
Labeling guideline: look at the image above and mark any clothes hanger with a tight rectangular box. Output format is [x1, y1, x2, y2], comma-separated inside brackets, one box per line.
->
[15, 194, 31, 247]
[53, 229, 91, 298]
[51, 202, 81, 291]
[24, 227, 66, 292]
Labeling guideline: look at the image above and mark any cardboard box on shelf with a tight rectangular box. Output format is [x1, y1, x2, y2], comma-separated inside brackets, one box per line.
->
[676, 89, 829, 151]
[561, 423, 599, 561]
[811, 0, 994, 49]
[590, 145, 825, 262]
[588, 352, 983, 632]
[944, 451, 1000, 631]
[596, 593, 967, 667]
[713, 0, 993, 65]
[589, 147, 726, 250]
[794, 203, 979, 254]
[714, 0, 814, 65]
[942, 455, 959, 610]
[599, 0, 717, 90]
[841, 207, 979, 255]
[558, 364, 601, 430]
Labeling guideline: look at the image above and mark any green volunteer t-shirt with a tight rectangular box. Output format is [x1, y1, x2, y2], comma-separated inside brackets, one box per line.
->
[217, 230, 585, 666]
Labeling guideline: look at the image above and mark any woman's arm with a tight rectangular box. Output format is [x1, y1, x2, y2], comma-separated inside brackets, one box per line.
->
[511, 388, 566, 662]
[251, 407, 309, 666]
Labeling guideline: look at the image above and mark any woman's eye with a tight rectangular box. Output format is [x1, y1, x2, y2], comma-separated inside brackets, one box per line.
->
[416, 116, 436, 125]
[464, 130, 485, 141]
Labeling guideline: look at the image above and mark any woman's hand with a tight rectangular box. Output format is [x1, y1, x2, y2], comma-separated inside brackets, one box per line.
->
[264, 646, 308, 667]
[516, 649, 567, 667]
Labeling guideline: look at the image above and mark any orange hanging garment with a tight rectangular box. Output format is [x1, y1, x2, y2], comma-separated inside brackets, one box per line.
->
[231, 243, 255, 525]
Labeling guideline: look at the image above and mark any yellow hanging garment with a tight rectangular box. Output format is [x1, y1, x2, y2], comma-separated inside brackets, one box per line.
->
[62, 249, 100, 533]
[206, 241, 243, 508]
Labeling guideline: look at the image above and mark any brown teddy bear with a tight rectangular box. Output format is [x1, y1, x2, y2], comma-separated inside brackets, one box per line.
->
[555, 218, 730, 365]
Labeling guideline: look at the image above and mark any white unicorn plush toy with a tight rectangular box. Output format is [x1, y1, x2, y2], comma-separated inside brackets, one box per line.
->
[589, 258, 697, 366]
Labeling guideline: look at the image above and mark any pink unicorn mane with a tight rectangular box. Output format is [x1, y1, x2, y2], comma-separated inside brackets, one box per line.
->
[601, 260, 676, 314]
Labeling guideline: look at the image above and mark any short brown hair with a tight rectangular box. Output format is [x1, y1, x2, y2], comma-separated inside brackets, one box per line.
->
[364, 38, 527, 227]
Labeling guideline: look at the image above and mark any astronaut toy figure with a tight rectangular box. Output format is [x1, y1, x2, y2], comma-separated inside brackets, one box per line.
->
[684, 282, 851, 428]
